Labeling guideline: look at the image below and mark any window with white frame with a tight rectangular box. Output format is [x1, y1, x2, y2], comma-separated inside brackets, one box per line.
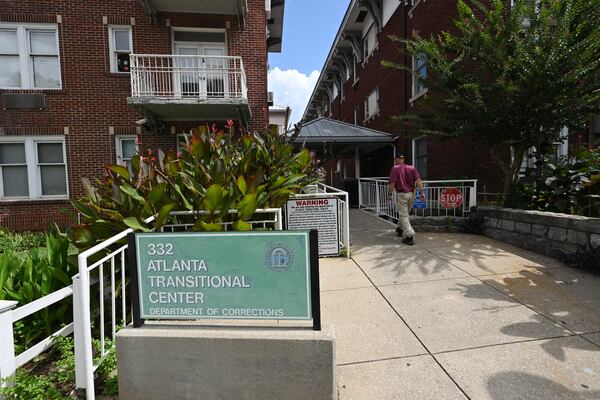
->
[0, 137, 67, 199]
[364, 88, 379, 121]
[0, 24, 61, 89]
[362, 23, 377, 61]
[413, 136, 427, 179]
[108, 26, 132, 73]
[115, 136, 138, 172]
[412, 53, 427, 98]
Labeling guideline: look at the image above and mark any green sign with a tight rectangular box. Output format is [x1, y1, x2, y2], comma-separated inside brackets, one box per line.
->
[131, 231, 315, 322]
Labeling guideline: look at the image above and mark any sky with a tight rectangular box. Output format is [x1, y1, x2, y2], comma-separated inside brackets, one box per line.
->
[268, 0, 348, 126]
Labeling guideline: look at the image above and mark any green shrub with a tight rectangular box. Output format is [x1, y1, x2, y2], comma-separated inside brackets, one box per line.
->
[0, 229, 76, 352]
[1, 336, 118, 399]
[511, 148, 600, 217]
[0, 230, 46, 254]
[71, 128, 317, 249]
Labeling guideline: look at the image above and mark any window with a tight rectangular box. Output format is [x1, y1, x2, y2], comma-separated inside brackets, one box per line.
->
[412, 53, 427, 98]
[109, 26, 132, 73]
[413, 136, 427, 179]
[362, 23, 377, 61]
[352, 55, 359, 84]
[364, 88, 379, 121]
[0, 24, 61, 89]
[116, 136, 138, 172]
[332, 82, 338, 101]
[0, 137, 67, 200]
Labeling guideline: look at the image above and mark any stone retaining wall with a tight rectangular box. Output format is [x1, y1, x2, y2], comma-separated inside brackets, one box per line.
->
[477, 206, 600, 259]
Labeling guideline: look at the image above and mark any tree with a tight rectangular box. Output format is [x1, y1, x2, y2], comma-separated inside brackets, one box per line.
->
[385, 0, 600, 204]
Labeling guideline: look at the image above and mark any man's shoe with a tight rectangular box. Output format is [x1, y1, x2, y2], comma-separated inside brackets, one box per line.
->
[395, 227, 403, 237]
[402, 236, 414, 245]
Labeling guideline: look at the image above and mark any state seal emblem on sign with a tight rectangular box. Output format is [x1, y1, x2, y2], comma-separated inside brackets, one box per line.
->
[265, 243, 294, 272]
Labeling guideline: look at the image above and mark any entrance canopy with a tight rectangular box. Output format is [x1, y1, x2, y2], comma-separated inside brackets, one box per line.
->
[289, 117, 394, 155]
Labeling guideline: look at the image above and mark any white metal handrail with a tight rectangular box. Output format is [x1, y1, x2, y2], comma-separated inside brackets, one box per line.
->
[130, 54, 247, 100]
[0, 208, 285, 399]
[73, 209, 281, 400]
[359, 178, 478, 220]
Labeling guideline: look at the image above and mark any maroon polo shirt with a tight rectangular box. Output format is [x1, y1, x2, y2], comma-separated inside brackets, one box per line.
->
[389, 164, 420, 193]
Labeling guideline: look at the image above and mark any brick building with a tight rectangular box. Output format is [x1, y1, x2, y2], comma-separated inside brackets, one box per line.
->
[0, 0, 284, 231]
[302, 0, 598, 195]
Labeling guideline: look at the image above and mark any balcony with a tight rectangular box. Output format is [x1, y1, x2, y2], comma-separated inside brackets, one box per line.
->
[141, 0, 248, 16]
[127, 54, 250, 122]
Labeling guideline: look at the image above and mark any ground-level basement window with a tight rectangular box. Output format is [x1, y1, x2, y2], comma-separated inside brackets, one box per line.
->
[0, 137, 68, 200]
[115, 135, 138, 173]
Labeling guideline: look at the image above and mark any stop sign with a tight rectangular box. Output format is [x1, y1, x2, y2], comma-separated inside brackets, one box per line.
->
[440, 187, 463, 209]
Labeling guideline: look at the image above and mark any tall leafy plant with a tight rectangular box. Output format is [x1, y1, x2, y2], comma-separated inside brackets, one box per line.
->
[0, 230, 75, 350]
[512, 148, 600, 216]
[71, 128, 317, 249]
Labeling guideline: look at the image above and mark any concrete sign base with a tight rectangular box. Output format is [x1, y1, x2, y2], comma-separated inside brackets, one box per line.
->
[116, 324, 336, 400]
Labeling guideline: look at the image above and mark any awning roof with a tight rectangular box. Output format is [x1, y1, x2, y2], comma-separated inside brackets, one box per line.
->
[290, 117, 394, 144]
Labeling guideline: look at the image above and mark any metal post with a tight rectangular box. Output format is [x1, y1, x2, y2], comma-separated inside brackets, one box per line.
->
[74, 256, 96, 400]
[344, 192, 350, 258]
[471, 180, 478, 209]
[275, 208, 283, 230]
[358, 179, 363, 209]
[375, 181, 381, 216]
[0, 300, 18, 396]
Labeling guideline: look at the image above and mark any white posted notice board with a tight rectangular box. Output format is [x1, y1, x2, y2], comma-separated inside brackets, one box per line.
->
[286, 197, 340, 256]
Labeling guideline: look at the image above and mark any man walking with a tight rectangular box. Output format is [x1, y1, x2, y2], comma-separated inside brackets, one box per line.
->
[387, 155, 425, 245]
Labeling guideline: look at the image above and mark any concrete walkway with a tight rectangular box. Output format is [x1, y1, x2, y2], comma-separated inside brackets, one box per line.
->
[322, 209, 600, 400]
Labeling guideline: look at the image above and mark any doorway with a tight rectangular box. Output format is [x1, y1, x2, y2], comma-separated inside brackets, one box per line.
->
[172, 29, 227, 98]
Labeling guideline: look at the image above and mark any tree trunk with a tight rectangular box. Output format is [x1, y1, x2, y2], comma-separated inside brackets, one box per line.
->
[490, 144, 526, 207]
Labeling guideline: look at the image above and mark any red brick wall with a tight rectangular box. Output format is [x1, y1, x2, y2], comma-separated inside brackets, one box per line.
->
[326, 1, 505, 192]
[0, 0, 269, 231]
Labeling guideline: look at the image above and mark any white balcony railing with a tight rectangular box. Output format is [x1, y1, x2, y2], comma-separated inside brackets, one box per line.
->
[130, 54, 247, 100]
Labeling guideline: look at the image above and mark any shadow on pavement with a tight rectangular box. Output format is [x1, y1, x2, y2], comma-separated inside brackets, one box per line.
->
[486, 371, 600, 400]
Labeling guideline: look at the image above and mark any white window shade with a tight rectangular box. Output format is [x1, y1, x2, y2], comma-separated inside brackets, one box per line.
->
[0, 30, 18, 53]
[29, 31, 57, 53]
[0, 29, 21, 87]
[363, 24, 378, 60]
[364, 88, 379, 120]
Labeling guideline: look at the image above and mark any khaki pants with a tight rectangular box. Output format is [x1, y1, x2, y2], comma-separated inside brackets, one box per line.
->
[396, 191, 415, 238]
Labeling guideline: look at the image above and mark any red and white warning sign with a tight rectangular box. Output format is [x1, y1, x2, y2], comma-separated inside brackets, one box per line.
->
[286, 197, 340, 256]
[439, 187, 463, 209]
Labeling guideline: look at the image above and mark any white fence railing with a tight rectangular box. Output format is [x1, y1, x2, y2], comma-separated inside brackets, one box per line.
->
[130, 54, 247, 100]
[359, 178, 478, 220]
[291, 182, 350, 258]
[0, 209, 281, 400]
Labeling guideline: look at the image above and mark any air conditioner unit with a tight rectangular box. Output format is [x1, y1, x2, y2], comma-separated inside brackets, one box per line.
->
[268, 91, 274, 106]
